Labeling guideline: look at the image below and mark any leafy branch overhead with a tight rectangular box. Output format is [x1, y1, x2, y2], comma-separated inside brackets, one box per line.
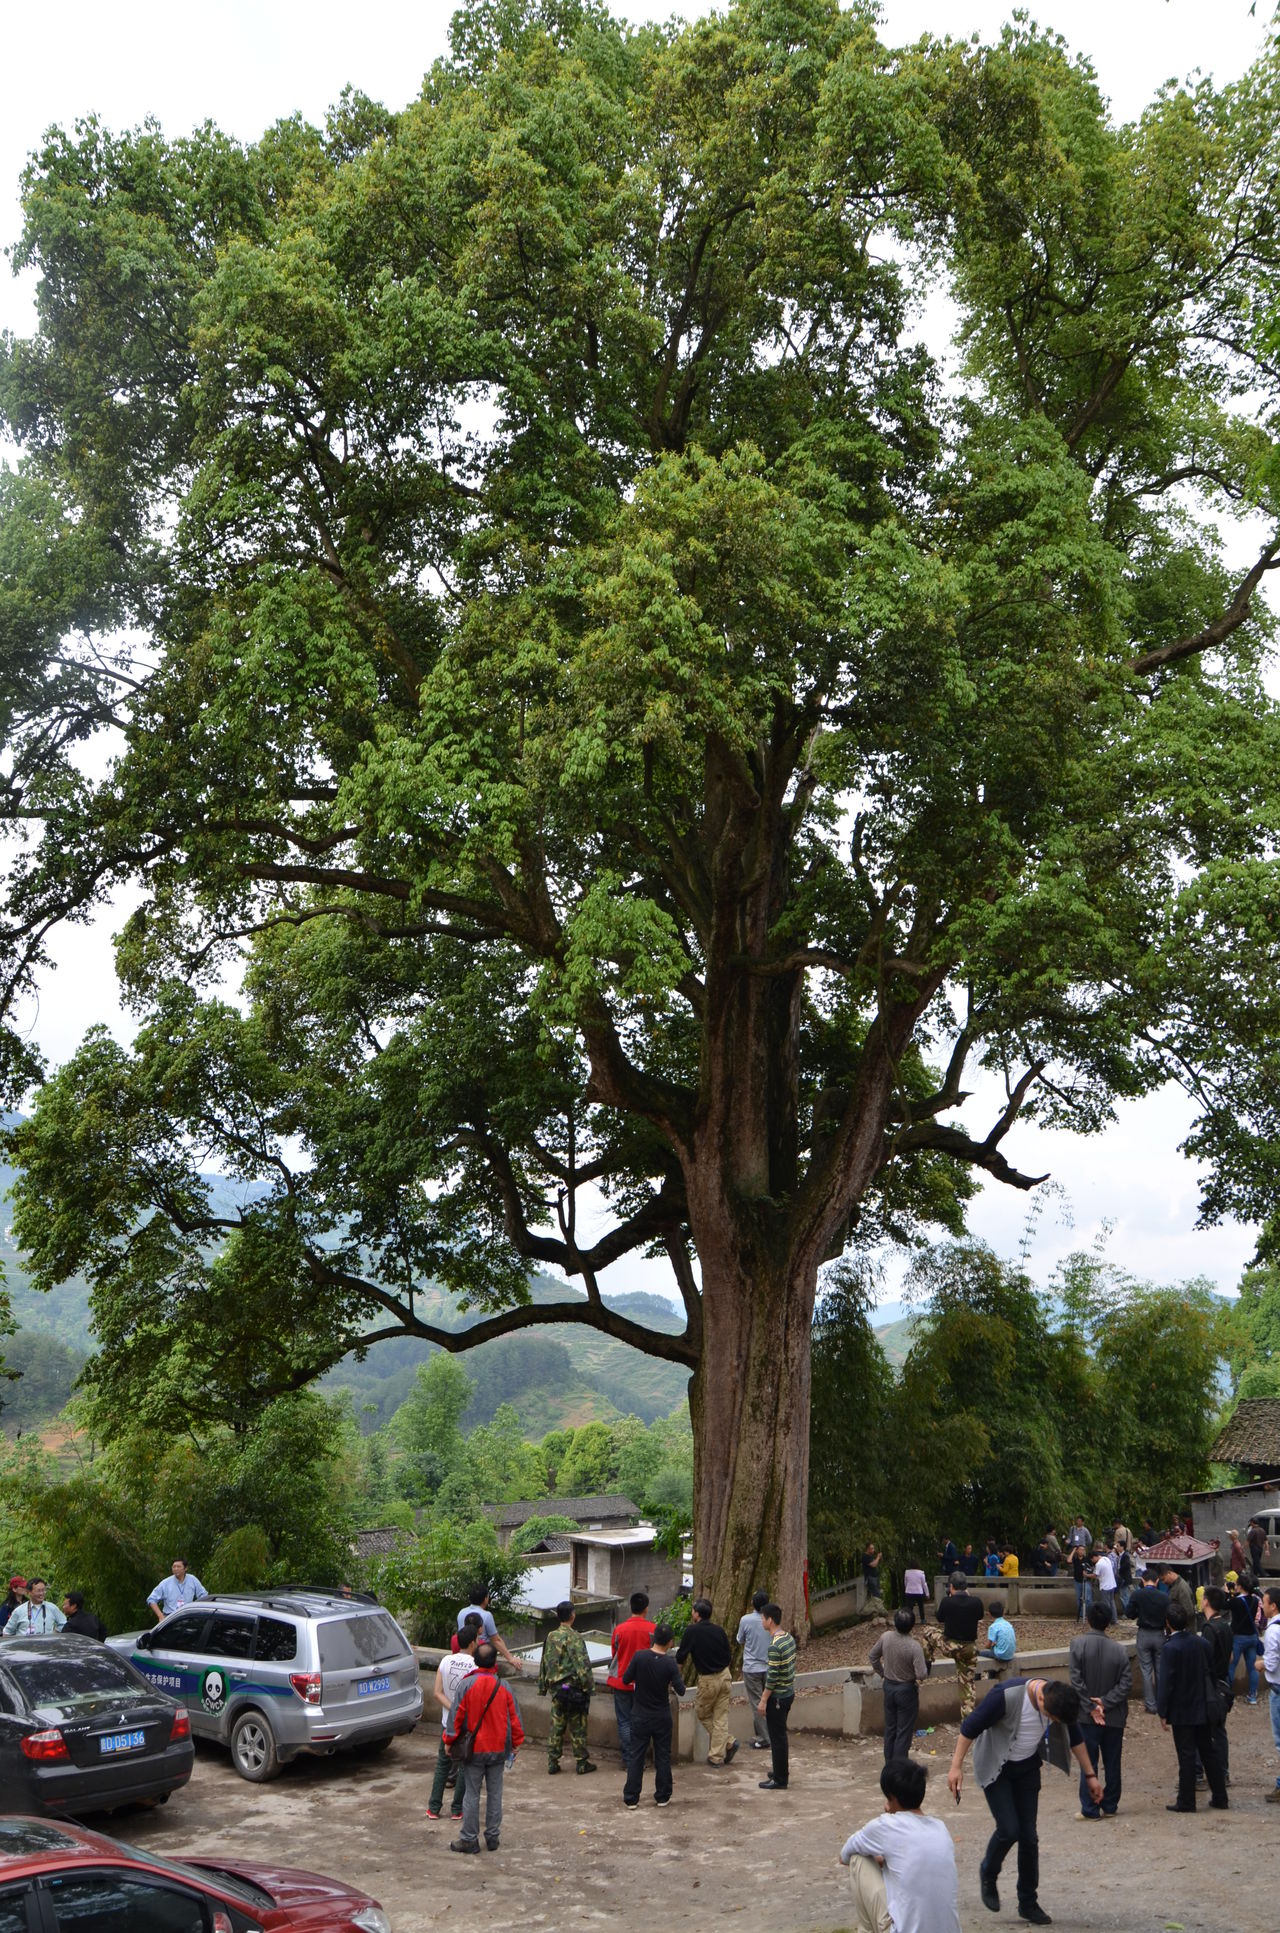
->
[3, 0, 1280, 1616]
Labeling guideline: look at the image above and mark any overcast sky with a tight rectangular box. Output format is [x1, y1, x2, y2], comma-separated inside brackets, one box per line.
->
[1, 1, 1273, 1303]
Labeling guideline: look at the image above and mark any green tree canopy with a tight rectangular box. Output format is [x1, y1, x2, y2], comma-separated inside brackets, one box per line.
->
[5, 0, 1280, 1622]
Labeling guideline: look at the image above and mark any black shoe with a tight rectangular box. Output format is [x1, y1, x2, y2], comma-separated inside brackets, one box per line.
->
[1166, 1803, 1195, 1812]
[1209, 1798, 1229, 1810]
[725, 1738, 739, 1763]
[623, 1800, 639, 1809]
[449, 1840, 479, 1855]
[1018, 1906, 1051, 1927]
[750, 1738, 769, 1749]
[655, 1795, 671, 1806]
[546, 1761, 561, 1774]
[577, 1759, 598, 1775]
[758, 1777, 786, 1789]
[979, 1873, 1000, 1913]
[484, 1839, 500, 1851]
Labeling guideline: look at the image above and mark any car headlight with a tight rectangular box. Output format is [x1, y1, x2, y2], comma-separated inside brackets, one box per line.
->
[351, 1910, 391, 1933]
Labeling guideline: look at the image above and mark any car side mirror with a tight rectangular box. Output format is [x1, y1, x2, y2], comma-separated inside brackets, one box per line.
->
[135, 1630, 154, 1651]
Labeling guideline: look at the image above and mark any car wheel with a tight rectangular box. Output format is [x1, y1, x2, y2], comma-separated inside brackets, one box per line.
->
[230, 1711, 280, 1782]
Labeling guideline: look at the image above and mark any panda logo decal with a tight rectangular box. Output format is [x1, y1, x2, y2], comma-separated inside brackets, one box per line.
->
[200, 1667, 227, 1715]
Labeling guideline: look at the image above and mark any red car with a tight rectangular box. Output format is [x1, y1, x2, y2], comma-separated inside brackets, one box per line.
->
[0, 1815, 391, 1931]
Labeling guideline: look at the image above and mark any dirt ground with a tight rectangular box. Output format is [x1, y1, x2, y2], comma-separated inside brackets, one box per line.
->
[122, 1695, 1276, 1933]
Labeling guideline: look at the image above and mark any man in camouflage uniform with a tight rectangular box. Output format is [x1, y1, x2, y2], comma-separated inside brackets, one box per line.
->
[922, 1572, 983, 1720]
[537, 1600, 597, 1775]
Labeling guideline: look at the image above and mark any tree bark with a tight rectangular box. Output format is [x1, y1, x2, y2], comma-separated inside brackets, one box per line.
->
[687, 1236, 819, 1637]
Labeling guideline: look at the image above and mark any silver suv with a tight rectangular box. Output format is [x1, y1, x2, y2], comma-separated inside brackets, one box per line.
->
[108, 1591, 422, 1781]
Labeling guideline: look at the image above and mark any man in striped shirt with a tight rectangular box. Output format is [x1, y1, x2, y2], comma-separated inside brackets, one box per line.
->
[757, 1605, 797, 1790]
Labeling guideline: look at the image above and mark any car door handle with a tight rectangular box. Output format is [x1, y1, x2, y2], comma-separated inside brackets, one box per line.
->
[229, 1671, 248, 1682]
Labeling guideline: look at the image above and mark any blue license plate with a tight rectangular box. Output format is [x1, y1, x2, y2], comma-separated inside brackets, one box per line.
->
[356, 1675, 391, 1697]
[100, 1730, 146, 1754]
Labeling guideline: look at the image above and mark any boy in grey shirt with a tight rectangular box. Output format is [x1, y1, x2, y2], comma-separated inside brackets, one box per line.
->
[840, 1758, 960, 1933]
[737, 1590, 771, 1747]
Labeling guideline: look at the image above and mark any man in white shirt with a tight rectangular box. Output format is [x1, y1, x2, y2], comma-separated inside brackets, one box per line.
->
[839, 1757, 960, 1933]
[1093, 1548, 1117, 1623]
[3, 1579, 65, 1638]
[429, 1614, 482, 1822]
[1262, 1585, 1280, 1804]
[147, 1559, 208, 1622]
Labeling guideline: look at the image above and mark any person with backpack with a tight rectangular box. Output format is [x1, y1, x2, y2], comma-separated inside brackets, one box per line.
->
[444, 1641, 525, 1854]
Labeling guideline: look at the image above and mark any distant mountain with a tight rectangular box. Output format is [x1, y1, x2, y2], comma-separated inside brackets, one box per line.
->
[323, 1276, 691, 1433]
[872, 1314, 918, 1367]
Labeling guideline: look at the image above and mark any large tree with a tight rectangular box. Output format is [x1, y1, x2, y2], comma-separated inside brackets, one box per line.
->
[4, 0, 1280, 1626]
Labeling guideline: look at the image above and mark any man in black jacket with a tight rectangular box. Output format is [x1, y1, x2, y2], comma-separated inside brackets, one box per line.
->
[1157, 1604, 1228, 1812]
[1131, 1576, 1170, 1713]
[1200, 1585, 1234, 1784]
[1069, 1602, 1131, 1817]
[621, 1624, 689, 1807]
[675, 1599, 738, 1767]
[935, 1571, 982, 1718]
[60, 1591, 107, 1641]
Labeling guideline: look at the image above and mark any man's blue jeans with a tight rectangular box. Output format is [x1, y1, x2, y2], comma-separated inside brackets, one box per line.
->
[1075, 1581, 1089, 1621]
[613, 1689, 634, 1762]
[1231, 1635, 1259, 1700]
[1270, 1685, 1280, 1786]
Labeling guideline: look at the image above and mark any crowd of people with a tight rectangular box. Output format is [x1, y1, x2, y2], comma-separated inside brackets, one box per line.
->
[430, 1515, 1280, 1930]
[432, 1586, 800, 1853]
[0, 1557, 207, 1642]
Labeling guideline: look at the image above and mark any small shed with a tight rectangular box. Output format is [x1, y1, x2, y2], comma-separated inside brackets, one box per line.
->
[1183, 1477, 1280, 1553]
[1138, 1533, 1221, 1596]
[1209, 1400, 1280, 1482]
[568, 1526, 685, 1616]
[488, 1494, 641, 1550]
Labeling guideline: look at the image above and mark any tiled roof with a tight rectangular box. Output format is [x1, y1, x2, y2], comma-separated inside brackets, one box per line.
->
[489, 1495, 640, 1529]
[1139, 1535, 1219, 1564]
[1210, 1399, 1280, 1468]
[351, 1525, 415, 1558]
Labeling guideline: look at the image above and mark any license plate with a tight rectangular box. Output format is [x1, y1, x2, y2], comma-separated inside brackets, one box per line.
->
[100, 1730, 146, 1754]
[356, 1676, 391, 1697]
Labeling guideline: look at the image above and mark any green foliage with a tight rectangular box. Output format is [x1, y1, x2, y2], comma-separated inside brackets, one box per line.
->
[656, 1594, 692, 1642]
[24, 1476, 149, 1633]
[365, 1517, 526, 1644]
[553, 1421, 614, 1496]
[391, 1354, 474, 1503]
[204, 1524, 273, 1596]
[809, 1243, 1229, 1576]
[509, 1513, 580, 1555]
[0, 1329, 86, 1430]
[1223, 1265, 1280, 1394]
[0, 1438, 54, 1587]
[5, 0, 1280, 1614]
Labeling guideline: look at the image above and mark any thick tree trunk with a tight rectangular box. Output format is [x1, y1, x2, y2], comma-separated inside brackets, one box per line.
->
[688, 1241, 819, 1638]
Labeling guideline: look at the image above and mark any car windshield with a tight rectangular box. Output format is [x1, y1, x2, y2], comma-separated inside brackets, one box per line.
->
[108, 1843, 275, 1912]
[317, 1612, 409, 1670]
[9, 1653, 148, 1717]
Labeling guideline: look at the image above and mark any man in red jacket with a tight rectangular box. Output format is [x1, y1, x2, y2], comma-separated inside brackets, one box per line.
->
[608, 1591, 655, 1764]
[445, 1642, 526, 1854]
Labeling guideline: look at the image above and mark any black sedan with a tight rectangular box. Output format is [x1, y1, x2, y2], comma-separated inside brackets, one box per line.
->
[0, 1636, 192, 1817]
